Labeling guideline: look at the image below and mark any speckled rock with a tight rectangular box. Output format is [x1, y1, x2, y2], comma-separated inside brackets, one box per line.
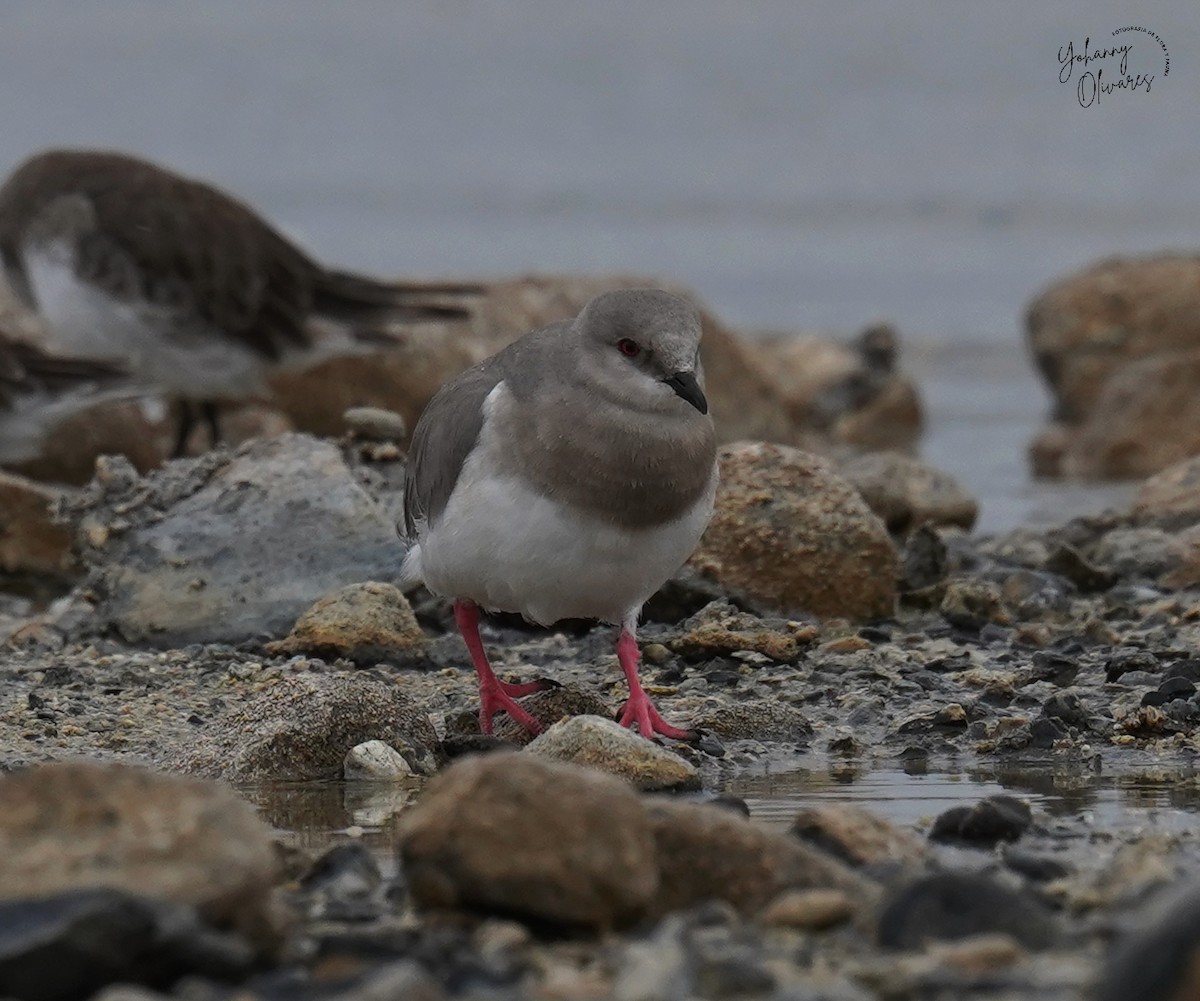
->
[645, 799, 876, 919]
[692, 700, 814, 742]
[265, 582, 426, 665]
[670, 603, 809, 662]
[525, 715, 700, 791]
[0, 761, 282, 947]
[178, 672, 438, 782]
[65, 434, 407, 646]
[0, 471, 74, 580]
[397, 754, 658, 930]
[836, 451, 978, 533]
[490, 685, 616, 746]
[690, 442, 897, 620]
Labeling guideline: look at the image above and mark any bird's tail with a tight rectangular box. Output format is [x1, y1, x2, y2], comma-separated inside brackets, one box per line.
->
[0, 342, 129, 398]
[312, 269, 483, 329]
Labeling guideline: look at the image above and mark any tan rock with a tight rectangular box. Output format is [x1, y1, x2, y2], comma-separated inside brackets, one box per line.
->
[790, 804, 927, 868]
[525, 715, 700, 791]
[0, 761, 283, 946]
[836, 450, 978, 533]
[396, 754, 658, 930]
[760, 888, 855, 929]
[690, 442, 897, 620]
[0, 470, 73, 578]
[1132, 454, 1200, 523]
[1027, 254, 1200, 425]
[1055, 349, 1200, 479]
[645, 799, 875, 919]
[265, 581, 426, 665]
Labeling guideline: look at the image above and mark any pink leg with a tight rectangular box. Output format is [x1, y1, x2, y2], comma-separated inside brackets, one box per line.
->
[616, 626, 695, 741]
[453, 600, 544, 736]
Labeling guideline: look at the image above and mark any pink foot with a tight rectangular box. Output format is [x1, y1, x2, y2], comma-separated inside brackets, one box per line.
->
[454, 599, 544, 737]
[615, 627, 696, 741]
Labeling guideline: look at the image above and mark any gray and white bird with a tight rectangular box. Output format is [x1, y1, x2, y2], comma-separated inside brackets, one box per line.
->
[401, 289, 718, 739]
[0, 336, 129, 465]
[0, 148, 480, 454]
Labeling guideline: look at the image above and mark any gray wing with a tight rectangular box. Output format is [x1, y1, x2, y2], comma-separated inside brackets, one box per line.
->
[402, 363, 504, 538]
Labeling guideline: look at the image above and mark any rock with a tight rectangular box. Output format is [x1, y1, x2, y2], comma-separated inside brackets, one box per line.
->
[939, 578, 1008, 631]
[692, 700, 814, 742]
[836, 451, 978, 534]
[272, 274, 804, 447]
[928, 795, 1033, 847]
[178, 672, 438, 782]
[644, 799, 874, 919]
[343, 405, 407, 442]
[525, 715, 700, 791]
[898, 524, 949, 593]
[396, 754, 658, 929]
[0, 471, 74, 580]
[1027, 255, 1200, 426]
[343, 739, 419, 780]
[0, 761, 282, 947]
[0, 890, 256, 1001]
[670, 603, 807, 662]
[1090, 526, 1198, 584]
[760, 888, 855, 929]
[690, 442, 897, 620]
[1053, 349, 1200, 479]
[67, 433, 408, 646]
[790, 804, 927, 868]
[756, 328, 924, 454]
[297, 843, 389, 922]
[264, 582, 427, 665]
[1095, 883, 1200, 1001]
[877, 872, 1059, 951]
[1132, 454, 1200, 526]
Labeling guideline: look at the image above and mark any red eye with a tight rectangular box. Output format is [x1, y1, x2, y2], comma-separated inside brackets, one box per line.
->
[618, 338, 641, 357]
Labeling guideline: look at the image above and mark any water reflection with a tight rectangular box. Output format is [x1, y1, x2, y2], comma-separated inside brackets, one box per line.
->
[234, 762, 1200, 865]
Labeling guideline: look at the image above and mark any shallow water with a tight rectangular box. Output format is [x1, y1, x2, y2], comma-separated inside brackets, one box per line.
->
[238, 760, 1200, 868]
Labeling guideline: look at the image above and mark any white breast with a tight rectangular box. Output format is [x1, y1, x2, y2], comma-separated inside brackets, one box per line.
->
[23, 243, 270, 399]
[404, 385, 717, 626]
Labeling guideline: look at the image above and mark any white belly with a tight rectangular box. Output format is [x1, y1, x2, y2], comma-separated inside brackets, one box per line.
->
[24, 245, 269, 399]
[406, 455, 716, 627]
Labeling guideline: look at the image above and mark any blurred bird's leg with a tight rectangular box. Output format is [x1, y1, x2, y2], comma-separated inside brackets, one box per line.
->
[616, 618, 695, 741]
[201, 400, 222, 447]
[171, 400, 196, 458]
[453, 599, 545, 736]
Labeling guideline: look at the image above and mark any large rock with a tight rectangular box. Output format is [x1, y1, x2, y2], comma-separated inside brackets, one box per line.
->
[836, 451, 978, 533]
[396, 754, 659, 930]
[1027, 255, 1200, 479]
[644, 799, 874, 919]
[0, 761, 282, 946]
[178, 672, 439, 782]
[1047, 348, 1200, 480]
[66, 434, 407, 646]
[690, 442, 897, 620]
[1132, 454, 1200, 526]
[272, 274, 804, 447]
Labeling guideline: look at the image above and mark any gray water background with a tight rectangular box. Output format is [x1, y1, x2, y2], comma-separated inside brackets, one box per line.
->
[1, 2, 1197, 531]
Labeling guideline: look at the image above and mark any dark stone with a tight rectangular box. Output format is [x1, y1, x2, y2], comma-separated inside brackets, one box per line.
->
[929, 795, 1032, 847]
[706, 794, 751, 817]
[1044, 543, 1117, 592]
[1041, 692, 1090, 729]
[1159, 676, 1197, 699]
[1030, 716, 1069, 749]
[1142, 690, 1173, 708]
[1163, 659, 1200, 684]
[1027, 652, 1079, 687]
[878, 872, 1059, 951]
[439, 734, 520, 760]
[898, 524, 948, 593]
[1002, 848, 1071, 882]
[0, 889, 254, 1001]
[1105, 649, 1162, 683]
